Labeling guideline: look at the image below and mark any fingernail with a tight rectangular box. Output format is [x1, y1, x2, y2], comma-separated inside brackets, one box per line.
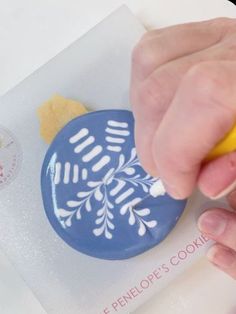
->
[210, 179, 236, 200]
[161, 180, 184, 200]
[198, 212, 227, 236]
[165, 186, 183, 199]
[207, 246, 235, 268]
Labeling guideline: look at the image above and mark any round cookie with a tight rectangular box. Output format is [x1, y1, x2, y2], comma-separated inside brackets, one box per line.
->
[41, 110, 187, 260]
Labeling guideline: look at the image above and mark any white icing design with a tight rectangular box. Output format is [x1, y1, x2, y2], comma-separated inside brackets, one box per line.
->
[105, 121, 129, 153]
[82, 168, 88, 180]
[105, 128, 129, 136]
[115, 188, 134, 204]
[63, 162, 71, 184]
[56, 147, 158, 239]
[82, 145, 102, 162]
[107, 120, 128, 128]
[69, 128, 89, 144]
[107, 145, 122, 152]
[93, 188, 114, 239]
[120, 198, 142, 214]
[69, 128, 111, 172]
[120, 198, 157, 236]
[74, 136, 95, 153]
[54, 162, 61, 184]
[72, 165, 79, 183]
[110, 180, 126, 196]
[92, 156, 110, 172]
[149, 180, 166, 197]
[54, 162, 81, 185]
[105, 136, 125, 144]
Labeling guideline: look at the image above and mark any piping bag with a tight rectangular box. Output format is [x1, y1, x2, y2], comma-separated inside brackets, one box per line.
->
[135, 124, 236, 206]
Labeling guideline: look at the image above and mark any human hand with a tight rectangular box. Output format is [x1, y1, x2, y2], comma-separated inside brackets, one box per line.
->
[130, 18, 236, 278]
[198, 192, 236, 279]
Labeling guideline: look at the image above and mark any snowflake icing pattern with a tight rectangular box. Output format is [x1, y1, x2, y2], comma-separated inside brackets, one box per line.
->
[54, 125, 160, 240]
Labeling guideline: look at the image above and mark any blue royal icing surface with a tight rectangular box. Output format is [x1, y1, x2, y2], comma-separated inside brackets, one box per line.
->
[41, 110, 187, 260]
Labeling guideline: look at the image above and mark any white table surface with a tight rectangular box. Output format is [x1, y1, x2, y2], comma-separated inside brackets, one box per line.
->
[0, 1, 235, 314]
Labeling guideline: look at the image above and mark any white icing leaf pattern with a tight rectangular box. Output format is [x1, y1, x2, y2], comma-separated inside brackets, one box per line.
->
[136, 208, 150, 217]
[65, 218, 72, 227]
[95, 216, 104, 225]
[67, 201, 81, 207]
[56, 208, 73, 218]
[76, 209, 82, 220]
[123, 167, 135, 175]
[77, 191, 91, 198]
[93, 224, 105, 236]
[87, 181, 101, 188]
[120, 205, 158, 237]
[85, 198, 92, 212]
[128, 212, 136, 225]
[94, 188, 103, 201]
[93, 188, 115, 239]
[55, 132, 159, 239]
[138, 221, 146, 236]
[145, 220, 157, 228]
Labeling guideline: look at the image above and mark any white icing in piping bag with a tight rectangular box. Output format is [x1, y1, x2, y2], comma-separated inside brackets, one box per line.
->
[132, 180, 167, 209]
[149, 180, 166, 197]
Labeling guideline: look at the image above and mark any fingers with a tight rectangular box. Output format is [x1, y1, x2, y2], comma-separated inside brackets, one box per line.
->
[198, 208, 236, 252]
[207, 243, 236, 279]
[198, 208, 236, 279]
[198, 152, 236, 199]
[134, 121, 160, 176]
[151, 61, 236, 198]
[135, 32, 236, 130]
[132, 18, 235, 81]
[131, 18, 236, 186]
[131, 19, 236, 281]
[141, 18, 235, 41]
[132, 35, 236, 176]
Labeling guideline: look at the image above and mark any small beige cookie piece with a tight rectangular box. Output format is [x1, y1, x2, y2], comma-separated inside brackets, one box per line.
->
[38, 94, 88, 144]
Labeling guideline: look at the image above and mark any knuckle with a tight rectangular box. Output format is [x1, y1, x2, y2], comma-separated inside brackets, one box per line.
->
[132, 42, 149, 66]
[132, 68, 174, 127]
[186, 62, 224, 101]
[210, 18, 236, 38]
[186, 62, 235, 134]
[213, 17, 235, 24]
[210, 17, 236, 29]
[186, 61, 236, 116]
[222, 37, 236, 59]
[132, 41, 157, 75]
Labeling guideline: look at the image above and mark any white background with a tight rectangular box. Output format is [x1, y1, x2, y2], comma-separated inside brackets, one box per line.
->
[0, 0, 235, 313]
